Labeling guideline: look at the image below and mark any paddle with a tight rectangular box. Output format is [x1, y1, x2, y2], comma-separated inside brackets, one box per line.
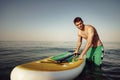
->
[41, 51, 81, 63]
[54, 52, 80, 63]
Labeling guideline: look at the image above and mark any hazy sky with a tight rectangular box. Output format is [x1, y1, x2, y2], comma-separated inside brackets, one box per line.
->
[0, 0, 120, 42]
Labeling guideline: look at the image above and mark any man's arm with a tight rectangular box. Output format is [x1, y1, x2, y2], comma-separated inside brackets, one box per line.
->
[74, 33, 82, 54]
[79, 27, 94, 59]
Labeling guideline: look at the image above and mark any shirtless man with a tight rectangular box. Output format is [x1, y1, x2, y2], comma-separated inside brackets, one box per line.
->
[73, 17, 104, 66]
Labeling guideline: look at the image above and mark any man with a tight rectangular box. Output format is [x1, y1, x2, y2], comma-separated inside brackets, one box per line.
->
[73, 17, 104, 66]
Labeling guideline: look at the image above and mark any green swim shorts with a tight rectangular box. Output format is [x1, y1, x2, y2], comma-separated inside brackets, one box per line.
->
[86, 45, 104, 66]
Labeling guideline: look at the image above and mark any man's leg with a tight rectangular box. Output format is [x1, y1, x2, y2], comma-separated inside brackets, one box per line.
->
[86, 48, 94, 61]
[94, 53, 102, 66]
[94, 46, 103, 66]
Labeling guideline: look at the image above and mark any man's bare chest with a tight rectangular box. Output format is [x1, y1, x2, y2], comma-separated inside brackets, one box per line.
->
[79, 31, 88, 39]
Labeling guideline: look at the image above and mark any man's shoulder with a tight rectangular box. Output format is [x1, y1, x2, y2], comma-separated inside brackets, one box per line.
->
[85, 25, 95, 33]
[85, 24, 94, 30]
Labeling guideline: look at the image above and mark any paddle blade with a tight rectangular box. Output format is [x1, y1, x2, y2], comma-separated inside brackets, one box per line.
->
[51, 52, 80, 62]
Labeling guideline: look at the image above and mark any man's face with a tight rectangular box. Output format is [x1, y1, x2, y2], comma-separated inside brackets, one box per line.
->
[75, 21, 84, 30]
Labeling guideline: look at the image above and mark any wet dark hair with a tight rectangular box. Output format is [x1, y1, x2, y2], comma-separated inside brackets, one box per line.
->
[73, 17, 83, 23]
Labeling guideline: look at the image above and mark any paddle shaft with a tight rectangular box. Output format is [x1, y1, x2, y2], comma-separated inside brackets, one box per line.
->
[55, 53, 80, 63]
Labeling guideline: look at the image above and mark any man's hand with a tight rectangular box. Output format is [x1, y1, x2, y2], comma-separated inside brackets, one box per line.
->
[74, 49, 79, 54]
[77, 55, 84, 60]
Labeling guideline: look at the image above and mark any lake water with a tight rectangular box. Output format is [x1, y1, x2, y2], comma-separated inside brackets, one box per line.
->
[0, 41, 120, 80]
